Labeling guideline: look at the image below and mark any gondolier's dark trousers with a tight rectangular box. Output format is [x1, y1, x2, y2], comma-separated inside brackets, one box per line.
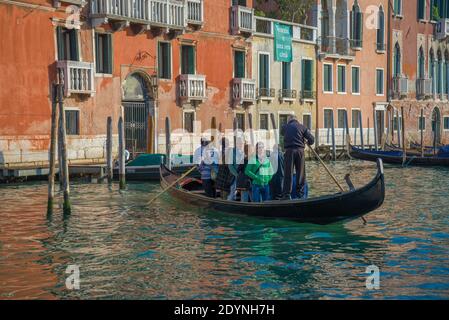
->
[282, 148, 306, 199]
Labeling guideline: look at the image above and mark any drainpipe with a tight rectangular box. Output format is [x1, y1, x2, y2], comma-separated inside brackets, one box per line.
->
[387, 0, 392, 104]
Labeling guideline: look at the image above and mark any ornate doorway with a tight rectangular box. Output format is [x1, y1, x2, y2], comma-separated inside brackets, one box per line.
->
[122, 73, 154, 158]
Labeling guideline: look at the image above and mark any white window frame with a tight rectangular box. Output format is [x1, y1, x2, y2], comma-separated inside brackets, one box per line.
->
[258, 51, 271, 98]
[93, 30, 113, 78]
[158, 40, 173, 81]
[302, 112, 313, 130]
[443, 116, 449, 131]
[337, 64, 347, 94]
[418, 115, 426, 132]
[233, 49, 246, 78]
[280, 61, 293, 91]
[350, 108, 361, 129]
[258, 112, 270, 130]
[182, 110, 196, 133]
[64, 107, 81, 136]
[393, 114, 402, 132]
[180, 43, 197, 75]
[323, 108, 334, 129]
[418, 0, 427, 22]
[376, 68, 385, 96]
[323, 63, 333, 94]
[351, 65, 361, 95]
[336, 108, 348, 129]
[393, 0, 403, 18]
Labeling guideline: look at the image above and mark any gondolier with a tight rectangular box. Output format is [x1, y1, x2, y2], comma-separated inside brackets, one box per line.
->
[281, 115, 315, 200]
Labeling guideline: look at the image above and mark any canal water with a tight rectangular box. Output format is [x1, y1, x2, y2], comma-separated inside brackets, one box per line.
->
[0, 160, 448, 300]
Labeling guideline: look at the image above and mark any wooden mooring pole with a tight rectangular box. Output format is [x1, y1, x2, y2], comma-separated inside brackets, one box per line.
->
[165, 117, 171, 170]
[331, 112, 336, 161]
[401, 107, 406, 165]
[359, 111, 364, 149]
[106, 116, 113, 183]
[420, 109, 424, 157]
[57, 84, 71, 214]
[118, 116, 126, 189]
[47, 83, 58, 215]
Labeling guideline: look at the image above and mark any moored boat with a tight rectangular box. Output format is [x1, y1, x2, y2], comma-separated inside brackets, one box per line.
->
[350, 145, 449, 167]
[158, 160, 385, 225]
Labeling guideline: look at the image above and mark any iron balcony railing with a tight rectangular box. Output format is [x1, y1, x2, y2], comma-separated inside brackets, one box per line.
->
[301, 90, 316, 100]
[376, 42, 386, 51]
[57, 60, 95, 96]
[279, 89, 297, 101]
[392, 75, 408, 99]
[232, 78, 256, 104]
[178, 74, 206, 102]
[318, 36, 356, 57]
[90, 0, 187, 29]
[257, 88, 275, 99]
[416, 78, 432, 99]
[231, 5, 254, 35]
[350, 38, 362, 49]
[186, 0, 203, 25]
[254, 16, 317, 43]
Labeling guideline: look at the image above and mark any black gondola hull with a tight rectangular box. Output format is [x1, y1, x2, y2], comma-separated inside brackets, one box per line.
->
[159, 160, 385, 225]
[350, 146, 449, 167]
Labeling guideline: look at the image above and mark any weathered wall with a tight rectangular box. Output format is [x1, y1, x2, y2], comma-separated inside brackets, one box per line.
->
[251, 35, 316, 129]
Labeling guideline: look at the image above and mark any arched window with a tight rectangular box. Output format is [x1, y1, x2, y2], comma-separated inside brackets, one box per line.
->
[418, 46, 425, 79]
[376, 6, 385, 51]
[350, 1, 363, 48]
[393, 43, 401, 76]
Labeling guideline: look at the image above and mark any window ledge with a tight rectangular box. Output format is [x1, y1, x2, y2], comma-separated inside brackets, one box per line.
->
[337, 92, 347, 95]
[376, 49, 386, 54]
[418, 19, 428, 23]
[393, 14, 404, 19]
[95, 73, 113, 78]
[323, 91, 334, 94]
[352, 92, 361, 96]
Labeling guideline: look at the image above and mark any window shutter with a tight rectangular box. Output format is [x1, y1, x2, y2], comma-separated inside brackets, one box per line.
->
[158, 43, 163, 78]
[56, 26, 64, 60]
[357, 12, 363, 43]
[350, 10, 354, 40]
[303, 60, 312, 91]
[105, 34, 113, 74]
[188, 46, 195, 75]
[95, 33, 100, 72]
[70, 29, 79, 61]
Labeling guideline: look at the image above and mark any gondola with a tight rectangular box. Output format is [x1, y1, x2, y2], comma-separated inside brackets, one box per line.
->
[158, 160, 385, 225]
[350, 145, 449, 167]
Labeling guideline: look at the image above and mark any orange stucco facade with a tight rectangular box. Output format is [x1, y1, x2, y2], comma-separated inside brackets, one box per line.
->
[0, 0, 254, 167]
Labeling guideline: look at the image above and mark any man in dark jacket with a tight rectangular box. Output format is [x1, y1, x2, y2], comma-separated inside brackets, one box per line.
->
[280, 115, 315, 200]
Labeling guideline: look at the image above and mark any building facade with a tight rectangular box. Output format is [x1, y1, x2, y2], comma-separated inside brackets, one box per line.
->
[314, 0, 389, 148]
[251, 15, 317, 146]
[0, 0, 256, 168]
[389, 0, 449, 147]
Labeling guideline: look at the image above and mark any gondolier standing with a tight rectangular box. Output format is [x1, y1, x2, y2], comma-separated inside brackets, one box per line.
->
[281, 115, 315, 200]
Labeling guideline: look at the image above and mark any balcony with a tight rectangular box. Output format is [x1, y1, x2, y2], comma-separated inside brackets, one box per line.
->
[350, 39, 362, 50]
[231, 5, 254, 35]
[178, 74, 206, 103]
[318, 36, 355, 60]
[279, 89, 297, 102]
[232, 78, 256, 105]
[392, 75, 408, 99]
[416, 78, 432, 100]
[255, 16, 317, 43]
[301, 90, 316, 101]
[436, 19, 449, 40]
[57, 60, 95, 97]
[257, 88, 275, 101]
[186, 0, 203, 26]
[376, 42, 386, 52]
[90, 0, 186, 30]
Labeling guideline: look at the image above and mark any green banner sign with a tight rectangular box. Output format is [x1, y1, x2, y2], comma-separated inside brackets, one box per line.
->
[274, 22, 292, 62]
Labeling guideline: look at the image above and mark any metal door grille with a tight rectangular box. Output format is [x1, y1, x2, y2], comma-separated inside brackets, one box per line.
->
[123, 101, 149, 156]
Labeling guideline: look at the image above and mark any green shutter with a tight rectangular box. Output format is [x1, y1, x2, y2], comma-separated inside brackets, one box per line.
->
[158, 43, 163, 78]
[95, 33, 100, 72]
[188, 46, 195, 75]
[282, 62, 291, 90]
[56, 26, 64, 60]
[235, 51, 245, 78]
[70, 29, 79, 61]
[302, 60, 312, 91]
[106, 34, 113, 74]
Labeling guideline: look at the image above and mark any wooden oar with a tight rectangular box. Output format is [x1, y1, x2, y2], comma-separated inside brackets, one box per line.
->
[307, 144, 344, 192]
[148, 165, 197, 205]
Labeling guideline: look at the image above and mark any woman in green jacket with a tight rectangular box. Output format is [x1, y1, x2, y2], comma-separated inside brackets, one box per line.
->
[245, 142, 274, 202]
